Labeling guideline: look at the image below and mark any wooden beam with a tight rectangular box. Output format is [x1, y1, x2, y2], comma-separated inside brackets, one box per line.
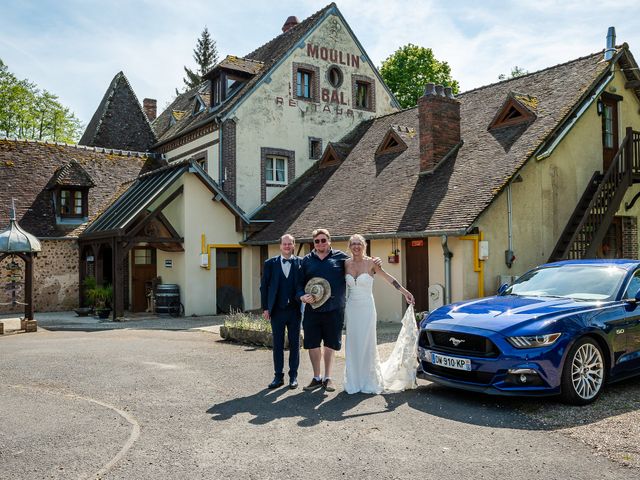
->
[129, 237, 184, 244]
[25, 255, 34, 320]
[126, 185, 184, 237]
[625, 79, 640, 89]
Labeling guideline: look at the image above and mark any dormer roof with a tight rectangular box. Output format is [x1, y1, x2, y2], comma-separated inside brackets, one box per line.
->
[375, 126, 410, 156]
[48, 160, 95, 189]
[488, 92, 538, 130]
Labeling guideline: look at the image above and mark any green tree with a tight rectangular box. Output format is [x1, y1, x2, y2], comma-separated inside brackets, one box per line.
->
[380, 44, 459, 108]
[181, 27, 219, 91]
[0, 59, 82, 142]
[498, 66, 528, 81]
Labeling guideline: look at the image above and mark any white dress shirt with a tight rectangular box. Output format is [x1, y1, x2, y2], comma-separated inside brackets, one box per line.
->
[280, 255, 292, 278]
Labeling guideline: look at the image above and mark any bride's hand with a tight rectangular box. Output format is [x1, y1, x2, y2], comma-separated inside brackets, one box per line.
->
[404, 292, 415, 305]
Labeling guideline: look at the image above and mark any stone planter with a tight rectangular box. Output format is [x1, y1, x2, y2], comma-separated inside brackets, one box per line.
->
[219, 326, 302, 349]
[74, 307, 93, 317]
[96, 308, 112, 319]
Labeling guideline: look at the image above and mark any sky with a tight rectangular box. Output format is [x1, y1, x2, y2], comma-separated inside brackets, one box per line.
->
[1, 0, 639, 128]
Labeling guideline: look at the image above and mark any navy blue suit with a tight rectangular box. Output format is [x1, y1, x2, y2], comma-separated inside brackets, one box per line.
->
[260, 255, 302, 380]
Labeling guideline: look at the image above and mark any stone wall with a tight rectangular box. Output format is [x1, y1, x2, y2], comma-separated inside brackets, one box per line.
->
[0, 239, 79, 314]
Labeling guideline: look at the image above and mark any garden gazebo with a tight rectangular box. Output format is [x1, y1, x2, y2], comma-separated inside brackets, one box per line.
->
[0, 200, 42, 327]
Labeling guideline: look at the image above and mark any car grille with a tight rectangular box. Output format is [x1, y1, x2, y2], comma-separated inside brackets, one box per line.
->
[419, 330, 500, 358]
[423, 363, 495, 384]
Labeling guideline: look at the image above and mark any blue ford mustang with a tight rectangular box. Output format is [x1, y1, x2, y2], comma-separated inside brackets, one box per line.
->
[418, 260, 640, 404]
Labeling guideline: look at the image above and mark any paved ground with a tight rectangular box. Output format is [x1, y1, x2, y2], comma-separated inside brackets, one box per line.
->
[0, 315, 638, 479]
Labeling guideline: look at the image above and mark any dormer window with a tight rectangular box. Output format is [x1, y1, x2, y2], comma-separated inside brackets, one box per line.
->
[59, 189, 87, 217]
[206, 55, 263, 108]
[376, 128, 408, 156]
[193, 96, 206, 115]
[48, 160, 95, 224]
[489, 93, 537, 130]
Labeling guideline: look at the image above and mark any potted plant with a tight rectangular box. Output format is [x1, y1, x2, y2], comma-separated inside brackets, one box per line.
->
[84, 278, 113, 319]
[93, 284, 113, 319]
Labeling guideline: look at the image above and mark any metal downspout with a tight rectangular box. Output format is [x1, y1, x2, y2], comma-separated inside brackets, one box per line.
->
[506, 183, 514, 268]
[441, 235, 453, 305]
[218, 124, 223, 187]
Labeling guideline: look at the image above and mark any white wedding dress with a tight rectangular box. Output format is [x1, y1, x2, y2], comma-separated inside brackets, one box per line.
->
[343, 273, 418, 394]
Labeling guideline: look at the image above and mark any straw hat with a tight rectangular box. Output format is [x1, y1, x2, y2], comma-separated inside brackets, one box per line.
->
[304, 277, 331, 309]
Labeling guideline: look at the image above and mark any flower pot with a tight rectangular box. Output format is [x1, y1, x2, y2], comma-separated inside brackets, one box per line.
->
[74, 307, 93, 317]
[96, 308, 112, 319]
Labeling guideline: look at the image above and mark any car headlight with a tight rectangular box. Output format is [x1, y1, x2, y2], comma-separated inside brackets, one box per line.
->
[507, 333, 561, 348]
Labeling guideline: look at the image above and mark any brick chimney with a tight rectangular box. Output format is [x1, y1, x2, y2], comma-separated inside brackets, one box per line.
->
[418, 83, 461, 173]
[282, 16, 299, 33]
[143, 98, 157, 122]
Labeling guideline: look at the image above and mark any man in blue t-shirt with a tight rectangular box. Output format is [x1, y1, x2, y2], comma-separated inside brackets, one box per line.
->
[297, 228, 380, 392]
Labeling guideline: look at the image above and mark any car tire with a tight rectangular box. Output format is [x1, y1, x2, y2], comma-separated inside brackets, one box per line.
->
[560, 337, 605, 405]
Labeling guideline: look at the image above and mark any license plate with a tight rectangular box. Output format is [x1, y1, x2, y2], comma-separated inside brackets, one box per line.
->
[431, 352, 471, 371]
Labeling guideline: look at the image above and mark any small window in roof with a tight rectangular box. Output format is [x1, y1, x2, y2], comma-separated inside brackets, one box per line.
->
[489, 94, 537, 130]
[375, 128, 408, 156]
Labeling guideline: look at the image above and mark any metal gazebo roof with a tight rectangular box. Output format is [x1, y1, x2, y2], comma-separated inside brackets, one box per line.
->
[0, 200, 42, 253]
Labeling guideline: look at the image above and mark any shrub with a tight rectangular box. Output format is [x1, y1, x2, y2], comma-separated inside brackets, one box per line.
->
[223, 310, 271, 333]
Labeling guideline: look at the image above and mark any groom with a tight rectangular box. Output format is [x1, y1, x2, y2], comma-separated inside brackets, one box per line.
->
[260, 234, 302, 389]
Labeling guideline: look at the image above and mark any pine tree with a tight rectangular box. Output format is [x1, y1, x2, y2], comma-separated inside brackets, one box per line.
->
[182, 27, 219, 91]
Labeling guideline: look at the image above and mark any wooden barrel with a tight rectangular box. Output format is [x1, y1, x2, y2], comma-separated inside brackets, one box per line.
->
[155, 284, 180, 315]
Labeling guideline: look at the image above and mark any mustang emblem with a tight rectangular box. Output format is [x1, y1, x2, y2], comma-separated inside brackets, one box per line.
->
[449, 337, 466, 347]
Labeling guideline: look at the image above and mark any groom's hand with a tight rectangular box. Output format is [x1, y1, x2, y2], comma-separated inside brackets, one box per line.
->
[372, 257, 382, 268]
[300, 294, 314, 304]
[263, 310, 270, 320]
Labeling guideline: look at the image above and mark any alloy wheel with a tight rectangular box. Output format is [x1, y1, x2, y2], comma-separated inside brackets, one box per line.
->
[570, 342, 604, 400]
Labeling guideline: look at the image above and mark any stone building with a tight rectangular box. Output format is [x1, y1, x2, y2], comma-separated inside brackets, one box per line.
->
[0, 138, 161, 314]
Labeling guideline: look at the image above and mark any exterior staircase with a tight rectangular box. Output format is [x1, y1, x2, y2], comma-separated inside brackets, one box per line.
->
[549, 127, 640, 261]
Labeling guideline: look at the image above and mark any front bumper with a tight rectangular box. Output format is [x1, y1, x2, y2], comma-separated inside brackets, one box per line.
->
[417, 331, 569, 397]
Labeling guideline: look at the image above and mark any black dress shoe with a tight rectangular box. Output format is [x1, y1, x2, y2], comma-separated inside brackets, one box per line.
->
[268, 377, 285, 389]
[289, 378, 299, 389]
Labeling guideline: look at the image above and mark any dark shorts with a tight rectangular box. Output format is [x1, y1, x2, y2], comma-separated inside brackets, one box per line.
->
[302, 308, 344, 351]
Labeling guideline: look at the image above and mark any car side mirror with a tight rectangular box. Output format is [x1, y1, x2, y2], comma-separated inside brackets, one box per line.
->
[624, 291, 640, 304]
[497, 283, 509, 295]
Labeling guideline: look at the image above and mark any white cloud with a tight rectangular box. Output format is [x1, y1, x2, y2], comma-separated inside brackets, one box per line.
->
[1, 0, 638, 125]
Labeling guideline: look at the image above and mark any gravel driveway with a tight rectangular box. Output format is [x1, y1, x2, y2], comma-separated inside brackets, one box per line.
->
[1, 318, 639, 479]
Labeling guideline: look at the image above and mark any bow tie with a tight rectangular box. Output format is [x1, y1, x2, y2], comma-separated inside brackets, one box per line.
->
[282, 258, 292, 264]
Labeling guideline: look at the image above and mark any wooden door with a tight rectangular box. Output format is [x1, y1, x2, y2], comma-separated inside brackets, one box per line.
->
[216, 248, 242, 312]
[131, 247, 156, 312]
[405, 239, 429, 312]
[602, 96, 619, 172]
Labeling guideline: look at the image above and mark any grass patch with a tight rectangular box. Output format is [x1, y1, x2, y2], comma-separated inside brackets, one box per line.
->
[223, 310, 271, 333]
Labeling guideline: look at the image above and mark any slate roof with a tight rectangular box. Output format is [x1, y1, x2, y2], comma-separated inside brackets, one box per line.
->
[0, 139, 164, 238]
[48, 160, 95, 188]
[80, 72, 157, 152]
[152, 3, 337, 145]
[246, 48, 622, 244]
[83, 158, 250, 236]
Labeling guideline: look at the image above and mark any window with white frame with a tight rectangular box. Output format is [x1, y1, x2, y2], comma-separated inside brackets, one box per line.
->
[265, 155, 287, 184]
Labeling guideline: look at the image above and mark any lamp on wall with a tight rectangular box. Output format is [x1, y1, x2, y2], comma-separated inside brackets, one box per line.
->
[597, 99, 604, 115]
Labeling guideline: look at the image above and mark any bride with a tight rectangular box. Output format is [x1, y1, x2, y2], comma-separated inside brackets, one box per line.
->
[344, 234, 418, 394]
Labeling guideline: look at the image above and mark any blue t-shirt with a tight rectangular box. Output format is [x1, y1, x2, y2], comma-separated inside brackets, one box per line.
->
[297, 249, 350, 312]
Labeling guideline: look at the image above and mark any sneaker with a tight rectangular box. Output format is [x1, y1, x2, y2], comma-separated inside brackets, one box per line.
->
[323, 378, 336, 392]
[303, 378, 323, 391]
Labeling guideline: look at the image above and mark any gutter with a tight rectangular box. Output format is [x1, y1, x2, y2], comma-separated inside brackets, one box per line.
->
[535, 71, 614, 161]
[241, 228, 469, 245]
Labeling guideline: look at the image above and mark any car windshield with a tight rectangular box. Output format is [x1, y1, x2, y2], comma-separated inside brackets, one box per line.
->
[505, 265, 627, 301]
